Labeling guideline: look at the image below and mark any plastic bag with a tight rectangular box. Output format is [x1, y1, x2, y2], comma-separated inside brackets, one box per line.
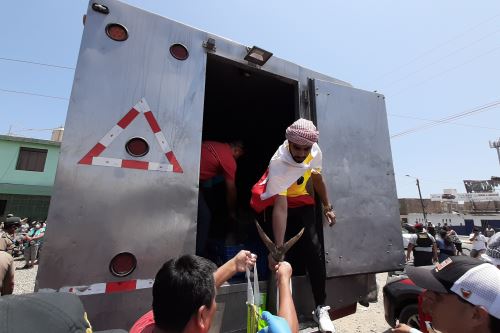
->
[246, 264, 267, 333]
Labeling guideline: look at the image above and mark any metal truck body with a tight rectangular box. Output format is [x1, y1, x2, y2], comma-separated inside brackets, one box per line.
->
[36, 1, 404, 330]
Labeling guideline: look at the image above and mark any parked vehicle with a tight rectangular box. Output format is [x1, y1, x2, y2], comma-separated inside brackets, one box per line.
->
[383, 271, 424, 331]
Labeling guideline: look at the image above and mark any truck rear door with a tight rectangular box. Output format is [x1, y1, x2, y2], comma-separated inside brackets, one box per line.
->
[36, 0, 208, 329]
[312, 79, 404, 277]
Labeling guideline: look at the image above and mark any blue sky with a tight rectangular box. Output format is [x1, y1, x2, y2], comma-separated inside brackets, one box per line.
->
[1, 0, 499, 198]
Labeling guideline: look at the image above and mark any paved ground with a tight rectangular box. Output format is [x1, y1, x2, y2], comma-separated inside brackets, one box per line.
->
[300, 273, 392, 333]
[13, 256, 38, 295]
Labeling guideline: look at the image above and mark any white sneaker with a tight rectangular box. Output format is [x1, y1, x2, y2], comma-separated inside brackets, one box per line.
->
[312, 305, 336, 333]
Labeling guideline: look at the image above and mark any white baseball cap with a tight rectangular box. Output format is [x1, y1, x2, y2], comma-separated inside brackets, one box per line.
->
[406, 256, 500, 319]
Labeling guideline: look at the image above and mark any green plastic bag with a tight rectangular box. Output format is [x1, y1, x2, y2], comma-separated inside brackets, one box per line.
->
[246, 265, 267, 333]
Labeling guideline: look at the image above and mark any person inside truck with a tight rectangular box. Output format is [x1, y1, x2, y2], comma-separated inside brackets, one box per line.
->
[130, 251, 299, 333]
[250, 118, 336, 333]
[197, 140, 244, 257]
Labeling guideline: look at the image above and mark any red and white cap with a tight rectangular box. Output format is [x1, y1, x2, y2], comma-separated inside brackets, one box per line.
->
[285, 118, 319, 146]
[407, 256, 500, 319]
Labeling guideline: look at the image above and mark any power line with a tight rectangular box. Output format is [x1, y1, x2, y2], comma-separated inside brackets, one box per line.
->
[373, 12, 500, 82]
[390, 100, 500, 139]
[0, 57, 75, 70]
[387, 44, 500, 98]
[381, 27, 500, 90]
[0, 88, 69, 101]
[388, 113, 500, 131]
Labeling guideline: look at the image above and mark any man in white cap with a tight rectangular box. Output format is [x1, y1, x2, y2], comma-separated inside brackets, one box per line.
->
[392, 256, 500, 333]
[250, 118, 336, 332]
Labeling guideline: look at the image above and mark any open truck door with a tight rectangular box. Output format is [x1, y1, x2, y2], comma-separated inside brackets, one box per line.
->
[312, 79, 405, 277]
[36, 1, 207, 329]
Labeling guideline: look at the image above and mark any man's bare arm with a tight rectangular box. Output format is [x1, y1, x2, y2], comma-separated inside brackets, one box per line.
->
[276, 262, 299, 333]
[272, 195, 288, 247]
[214, 250, 256, 288]
[225, 179, 238, 218]
[406, 243, 414, 261]
[311, 173, 336, 225]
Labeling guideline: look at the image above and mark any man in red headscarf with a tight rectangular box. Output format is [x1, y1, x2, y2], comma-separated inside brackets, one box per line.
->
[250, 118, 337, 333]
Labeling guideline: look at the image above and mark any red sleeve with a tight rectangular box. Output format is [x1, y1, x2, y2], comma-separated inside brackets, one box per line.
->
[129, 310, 155, 333]
[217, 144, 237, 182]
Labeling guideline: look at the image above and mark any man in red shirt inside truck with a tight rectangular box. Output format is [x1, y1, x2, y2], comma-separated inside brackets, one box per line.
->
[197, 141, 244, 256]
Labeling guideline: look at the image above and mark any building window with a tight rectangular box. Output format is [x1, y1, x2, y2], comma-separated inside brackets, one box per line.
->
[0, 200, 6, 216]
[16, 147, 48, 172]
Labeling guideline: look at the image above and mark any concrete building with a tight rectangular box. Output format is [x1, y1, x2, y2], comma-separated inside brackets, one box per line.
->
[400, 198, 500, 235]
[0, 134, 61, 220]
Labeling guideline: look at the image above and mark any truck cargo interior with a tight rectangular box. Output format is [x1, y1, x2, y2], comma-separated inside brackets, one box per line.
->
[200, 54, 303, 279]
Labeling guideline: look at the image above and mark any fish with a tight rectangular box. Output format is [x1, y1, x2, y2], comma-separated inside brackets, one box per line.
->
[254, 219, 304, 314]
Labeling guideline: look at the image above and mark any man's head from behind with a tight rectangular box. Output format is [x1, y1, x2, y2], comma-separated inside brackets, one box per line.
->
[153, 255, 218, 333]
[3, 217, 20, 235]
[229, 141, 245, 160]
[407, 256, 500, 333]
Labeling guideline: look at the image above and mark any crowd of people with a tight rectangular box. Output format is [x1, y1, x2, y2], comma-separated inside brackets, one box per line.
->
[0, 214, 47, 297]
[406, 221, 499, 267]
[1, 118, 500, 333]
[401, 221, 500, 333]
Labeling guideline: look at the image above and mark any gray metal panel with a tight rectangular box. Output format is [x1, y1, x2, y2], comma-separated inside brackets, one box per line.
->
[36, 0, 207, 329]
[314, 79, 405, 277]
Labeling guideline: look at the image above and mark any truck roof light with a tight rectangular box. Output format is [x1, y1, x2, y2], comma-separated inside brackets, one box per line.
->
[106, 23, 128, 42]
[170, 43, 189, 61]
[125, 137, 149, 157]
[92, 3, 110, 15]
[202, 38, 216, 52]
[244, 46, 272, 66]
[110, 252, 137, 277]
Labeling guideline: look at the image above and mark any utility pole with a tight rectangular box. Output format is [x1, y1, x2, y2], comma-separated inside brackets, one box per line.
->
[406, 174, 427, 221]
[490, 138, 500, 166]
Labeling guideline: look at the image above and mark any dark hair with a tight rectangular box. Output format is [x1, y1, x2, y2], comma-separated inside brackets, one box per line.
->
[490, 315, 500, 332]
[439, 230, 448, 239]
[153, 255, 217, 332]
[229, 140, 244, 150]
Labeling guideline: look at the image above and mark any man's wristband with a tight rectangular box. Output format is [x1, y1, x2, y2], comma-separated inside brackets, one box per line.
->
[323, 204, 334, 214]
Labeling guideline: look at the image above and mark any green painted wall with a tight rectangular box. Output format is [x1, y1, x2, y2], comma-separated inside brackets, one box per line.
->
[0, 136, 60, 193]
[0, 194, 51, 220]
